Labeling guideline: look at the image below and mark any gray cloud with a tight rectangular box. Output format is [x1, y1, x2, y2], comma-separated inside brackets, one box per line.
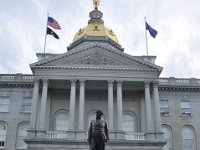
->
[1, 0, 200, 78]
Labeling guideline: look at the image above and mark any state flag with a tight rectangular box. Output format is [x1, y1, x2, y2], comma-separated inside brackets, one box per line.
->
[145, 22, 158, 38]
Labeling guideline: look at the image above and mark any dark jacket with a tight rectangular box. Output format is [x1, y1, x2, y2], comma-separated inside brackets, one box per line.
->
[87, 118, 109, 142]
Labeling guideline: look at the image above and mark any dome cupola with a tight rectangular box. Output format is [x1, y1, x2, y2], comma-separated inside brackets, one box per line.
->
[73, 0, 119, 44]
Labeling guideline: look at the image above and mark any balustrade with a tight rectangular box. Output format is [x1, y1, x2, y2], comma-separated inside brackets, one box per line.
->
[159, 78, 200, 86]
[45, 131, 145, 140]
[124, 132, 145, 140]
[0, 74, 33, 81]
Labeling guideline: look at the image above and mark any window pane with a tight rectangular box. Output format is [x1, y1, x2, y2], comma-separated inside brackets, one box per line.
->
[123, 114, 135, 132]
[0, 97, 9, 112]
[160, 100, 169, 113]
[56, 113, 69, 131]
[21, 98, 32, 112]
[0, 122, 7, 148]
[182, 127, 195, 150]
[16, 122, 30, 148]
[181, 101, 190, 113]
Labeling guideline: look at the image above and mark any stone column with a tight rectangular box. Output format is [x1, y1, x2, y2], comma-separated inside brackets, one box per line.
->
[117, 81, 123, 130]
[69, 80, 77, 129]
[107, 80, 114, 129]
[30, 79, 40, 129]
[78, 80, 85, 130]
[144, 81, 153, 132]
[39, 79, 48, 130]
[140, 97, 146, 133]
[153, 81, 161, 131]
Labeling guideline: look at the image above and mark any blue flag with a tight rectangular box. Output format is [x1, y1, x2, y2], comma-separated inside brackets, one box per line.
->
[145, 22, 158, 38]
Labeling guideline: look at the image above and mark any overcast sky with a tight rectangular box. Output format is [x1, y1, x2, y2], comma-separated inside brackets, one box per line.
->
[1, 0, 200, 78]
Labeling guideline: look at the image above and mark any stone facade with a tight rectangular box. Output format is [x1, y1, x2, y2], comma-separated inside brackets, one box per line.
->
[1, 59, 200, 150]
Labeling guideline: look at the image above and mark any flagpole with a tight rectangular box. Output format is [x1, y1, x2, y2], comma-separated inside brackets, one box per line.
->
[43, 13, 49, 53]
[145, 17, 149, 56]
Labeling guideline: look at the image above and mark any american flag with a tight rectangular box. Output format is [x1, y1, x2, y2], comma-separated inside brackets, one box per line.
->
[47, 17, 61, 30]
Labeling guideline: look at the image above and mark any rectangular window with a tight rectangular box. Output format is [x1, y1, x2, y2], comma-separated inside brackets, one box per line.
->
[181, 101, 191, 114]
[21, 98, 32, 113]
[0, 123, 6, 148]
[0, 97, 9, 112]
[0, 141, 5, 148]
[160, 100, 169, 114]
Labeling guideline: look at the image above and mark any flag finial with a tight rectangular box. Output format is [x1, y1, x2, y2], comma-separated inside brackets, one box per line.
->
[93, 0, 100, 10]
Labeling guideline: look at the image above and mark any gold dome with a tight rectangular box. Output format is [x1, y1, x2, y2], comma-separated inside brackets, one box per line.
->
[73, 10, 119, 44]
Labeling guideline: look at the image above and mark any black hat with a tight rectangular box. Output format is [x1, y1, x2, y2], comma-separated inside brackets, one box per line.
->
[96, 110, 103, 115]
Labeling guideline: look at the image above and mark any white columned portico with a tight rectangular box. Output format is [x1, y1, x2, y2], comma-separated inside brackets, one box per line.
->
[39, 79, 48, 130]
[69, 80, 77, 129]
[153, 81, 161, 131]
[30, 79, 40, 129]
[117, 81, 123, 130]
[144, 81, 153, 132]
[78, 80, 85, 130]
[107, 80, 114, 129]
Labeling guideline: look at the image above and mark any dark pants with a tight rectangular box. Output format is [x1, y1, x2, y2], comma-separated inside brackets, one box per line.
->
[90, 134, 105, 150]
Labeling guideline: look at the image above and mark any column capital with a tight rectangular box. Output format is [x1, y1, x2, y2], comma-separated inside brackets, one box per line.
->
[153, 81, 159, 87]
[144, 80, 151, 84]
[79, 79, 85, 82]
[79, 80, 85, 87]
[42, 78, 49, 83]
[33, 78, 40, 83]
[79, 79, 85, 83]
[116, 80, 123, 83]
[42, 79, 48, 87]
[116, 80, 123, 87]
[144, 81, 151, 88]
[70, 79, 77, 83]
[107, 80, 114, 85]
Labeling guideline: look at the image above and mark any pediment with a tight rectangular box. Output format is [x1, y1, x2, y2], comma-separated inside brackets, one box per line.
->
[30, 44, 162, 72]
[63, 52, 124, 66]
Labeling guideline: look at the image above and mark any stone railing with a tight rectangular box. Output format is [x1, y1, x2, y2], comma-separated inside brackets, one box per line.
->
[0, 74, 33, 81]
[46, 130, 87, 140]
[46, 131, 145, 141]
[46, 131, 69, 139]
[159, 77, 200, 86]
[124, 132, 145, 140]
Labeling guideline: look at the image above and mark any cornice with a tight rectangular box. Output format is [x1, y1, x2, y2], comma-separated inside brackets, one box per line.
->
[0, 82, 33, 88]
[158, 86, 200, 91]
[31, 65, 159, 72]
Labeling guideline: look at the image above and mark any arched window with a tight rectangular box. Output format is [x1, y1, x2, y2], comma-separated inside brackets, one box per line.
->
[162, 125, 173, 150]
[123, 113, 135, 140]
[16, 122, 30, 148]
[123, 114, 135, 132]
[0, 122, 7, 148]
[55, 112, 69, 131]
[182, 126, 196, 150]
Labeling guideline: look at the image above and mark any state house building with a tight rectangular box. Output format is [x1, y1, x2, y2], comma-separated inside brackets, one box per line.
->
[0, 2, 200, 150]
